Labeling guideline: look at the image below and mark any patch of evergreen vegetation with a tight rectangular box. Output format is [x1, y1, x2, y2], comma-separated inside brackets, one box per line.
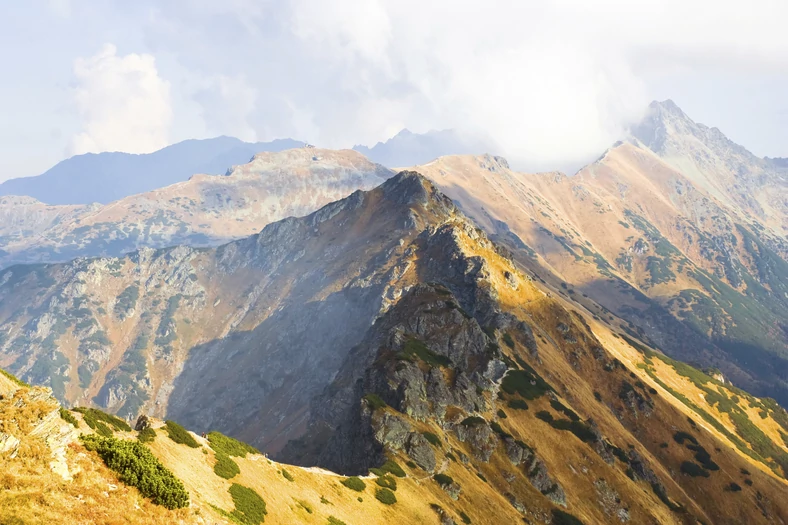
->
[295, 499, 313, 513]
[460, 511, 472, 524]
[214, 451, 241, 479]
[422, 431, 441, 447]
[59, 407, 79, 428]
[680, 461, 710, 478]
[375, 488, 397, 505]
[73, 407, 131, 437]
[399, 337, 452, 367]
[490, 421, 511, 439]
[0, 367, 29, 387]
[433, 473, 454, 486]
[406, 460, 417, 469]
[163, 420, 199, 448]
[363, 393, 387, 410]
[219, 483, 268, 525]
[340, 476, 366, 492]
[496, 409, 507, 419]
[727, 482, 742, 492]
[552, 509, 585, 525]
[137, 427, 156, 443]
[375, 475, 397, 491]
[371, 459, 406, 478]
[550, 399, 580, 421]
[476, 472, 487, 483]
[501, 365, 552, 400]
[327, 517, 347, 525]
[673, 431, 698, 445]
[502, 333, 515, 348]
[208, 431, 259, 457]
[507, 399, 529, 410]
[81, 434, 189, 509]
[281, 468, 295, 482]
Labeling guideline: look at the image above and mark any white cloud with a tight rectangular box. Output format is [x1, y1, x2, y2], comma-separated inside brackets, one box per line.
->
[194, 74, 259, 142]
[68, 44, 172, 156]
[276, 0, 788, 168]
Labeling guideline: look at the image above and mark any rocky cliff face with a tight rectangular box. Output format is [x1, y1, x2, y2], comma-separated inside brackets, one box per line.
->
[0, 148, 392, 269]
[0, 171, 456, 452]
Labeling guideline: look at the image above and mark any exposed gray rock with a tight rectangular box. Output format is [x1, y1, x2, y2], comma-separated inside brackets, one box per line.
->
[455, 420, 497, 462]
[134, 414, 151, 431]
[405, 432, 436, 472]
[372, 412, 411, 451]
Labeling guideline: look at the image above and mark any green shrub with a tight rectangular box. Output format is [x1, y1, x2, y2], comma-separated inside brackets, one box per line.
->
[137, 427, 156, 443]
[281, 468, 295, 482]
[363, 393, 387, 410]
[328, 517, 347, 525]
[227, 483, 267, 525]
[0, 368, 29, 387]
[59, 407, 79, 428]
[163, 420, 199, 448]
[500, 367, 552, 400]
[422, 431, 441, 447]
[341, 476, 366, 492]
[673, 431, 697, 445]
[433, 473, 454, 486]
[552, 509, 585, 525]
[496, 409, 507, 419]
[727, 482, 742, 492]
[535, 411, 553, 423]
[550, 399, 580, 421]
[476, 472, 487, 483]
[507, 399, 529, 410]
[377, 459, 406, 478]
[502, 333, 515, 348]
[214, 451, 241, 479]
[321, 495, 331, 505]
[375, 475, 397, 490]
[375, 488, 397, 505]
[81, 434, 189, 509]
[406, 460, 417, 469]
[490, 421, 511, 439]
[460, 510, 471, 524]
[207, 431, 259, 457]
[680, 461, 710, 478]
[73, 407, 131, 437]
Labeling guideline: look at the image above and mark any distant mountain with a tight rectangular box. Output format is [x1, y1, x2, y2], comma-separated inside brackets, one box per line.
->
[0, 149, 392, 268]
[407, 102, 788, 405]
[353, 128, 491, 168]
[630, 100, 787, 233]
[0, 136, 303, 205]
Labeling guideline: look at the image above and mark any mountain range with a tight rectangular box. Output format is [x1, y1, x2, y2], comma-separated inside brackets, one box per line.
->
[1, 100, 788, 524]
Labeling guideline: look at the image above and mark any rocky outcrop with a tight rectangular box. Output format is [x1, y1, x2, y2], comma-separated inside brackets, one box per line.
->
[405, 432, 436, 472]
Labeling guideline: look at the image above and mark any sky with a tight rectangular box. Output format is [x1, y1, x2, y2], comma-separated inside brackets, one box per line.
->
[0, 0, 787, 180]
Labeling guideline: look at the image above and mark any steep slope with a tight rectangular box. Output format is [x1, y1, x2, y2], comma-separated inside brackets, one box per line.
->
[0, 136, 302, 205]
[631, 100, 787, 233]
[353, 129, 491, 168]
[411, 134, 788, 406]
[0, 148, 392, 268]
[280, 202, 788, 524]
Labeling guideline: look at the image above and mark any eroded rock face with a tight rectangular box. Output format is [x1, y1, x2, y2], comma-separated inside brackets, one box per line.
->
[455, 420, 497, 462]
[405, 432, 436, 472]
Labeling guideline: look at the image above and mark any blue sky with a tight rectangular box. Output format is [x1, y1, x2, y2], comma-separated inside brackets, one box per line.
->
[1, 0, 787, 180]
